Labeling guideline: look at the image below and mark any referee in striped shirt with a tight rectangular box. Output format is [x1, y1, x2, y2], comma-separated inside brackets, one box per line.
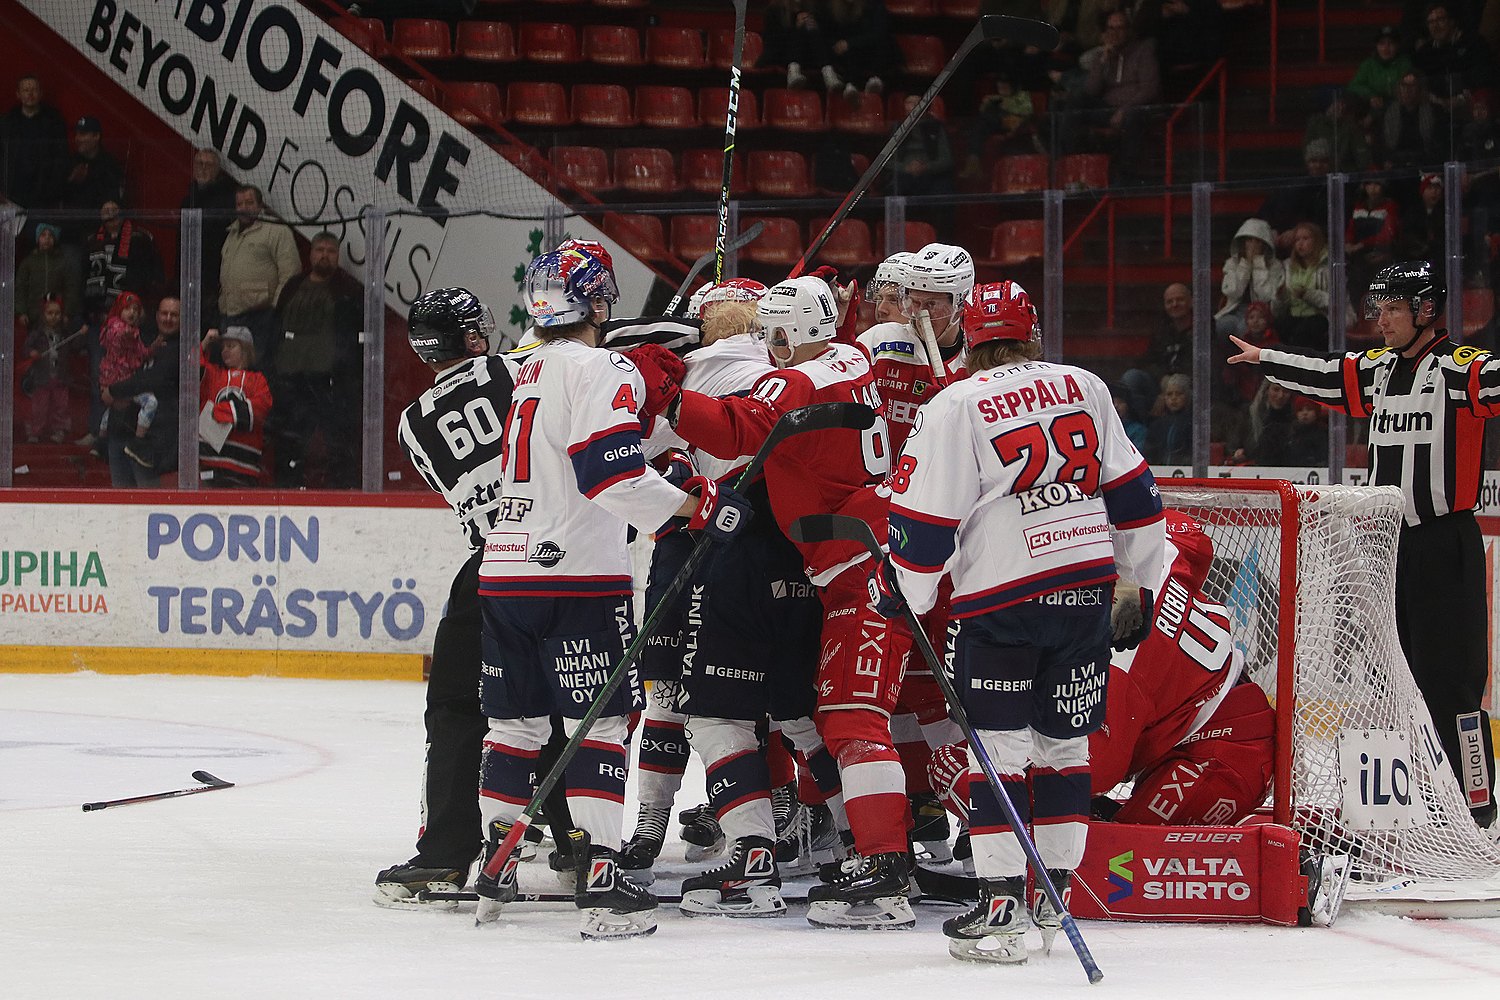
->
[1228, 260, 1497, 830]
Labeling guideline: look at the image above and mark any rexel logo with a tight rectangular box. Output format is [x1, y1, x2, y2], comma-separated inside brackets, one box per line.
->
[1107, 850, 1134, 903]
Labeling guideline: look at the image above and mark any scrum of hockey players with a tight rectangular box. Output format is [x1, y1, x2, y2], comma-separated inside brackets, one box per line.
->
[378, 233, 1315, 967]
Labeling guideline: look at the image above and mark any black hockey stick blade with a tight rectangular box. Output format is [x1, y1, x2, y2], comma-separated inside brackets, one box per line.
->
[765, 402, 876, 451]
[82, 771, 235, 811]
[787, 512, 879, 553]
[979, 13, 1061, 49]
[666, 220, 766, 315]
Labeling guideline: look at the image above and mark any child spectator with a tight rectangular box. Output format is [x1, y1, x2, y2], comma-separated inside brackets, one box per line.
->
[1215, 218, 1283, 337]
[97, 292, 149, 401]
[1347, 178, 1401, 299]
[1281, 221, 1334, 350]
[1348, 27, 1414, 124]
[199, 326, 273, 487]
[1262, 396, 1330, 468]
[1248, 380, 1296, 465]
[1145, 373, 1193, 465]
[1400, 171, 1447, 262]
[21, 295, 77, 444]
[15, 223, 81, 328]
[960, 71, 1038, 178]
[1303, 87, 1372, 172]
[1224, 301, 1280, 404]
[1110, 381, 1149, 451]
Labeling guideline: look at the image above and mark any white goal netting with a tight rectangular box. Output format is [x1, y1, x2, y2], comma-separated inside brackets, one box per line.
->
[1160, 480, 1500, 902]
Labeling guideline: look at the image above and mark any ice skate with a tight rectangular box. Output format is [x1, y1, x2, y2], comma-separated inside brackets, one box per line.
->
[372, 860, 468, 909]
[1300, 852, 1351, 927]
[779, 802, 845, 877]
[571, 830, 658, 940]
[806, 852, 915, 929]
[1029, 870, 1072, 954]
[620, 804, 669, 886]
[473, 820, 521, 924]
[678, 803, 726, 863]
[679, 837, 786, 917]
[952, 828, 974, 875]
[945, 876, 1028, 964]
[909, 792, 953, 864]
[548, 828, 582, 889]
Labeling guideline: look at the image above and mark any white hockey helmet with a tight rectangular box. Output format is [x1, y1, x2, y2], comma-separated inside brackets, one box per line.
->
[698, 277, 767, 317]
[865, 251, 916, 299]
[686, 282, 713, 319]
[756, 276, 838, 368]
[902, 242, 976, 313]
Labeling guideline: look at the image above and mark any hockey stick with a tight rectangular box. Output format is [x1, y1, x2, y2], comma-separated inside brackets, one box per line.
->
[475, 402, 878, 921]
[912, 310, 952, 389]
[788, 14, 1060, 279]
[664, 221, 766, 316]
[713, 0, 750, 285]
[787, 514, 1104, 985]
[82, 770, 234, 812]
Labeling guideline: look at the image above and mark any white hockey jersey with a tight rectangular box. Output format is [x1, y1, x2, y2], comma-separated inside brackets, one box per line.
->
[888, 359, 1165, 617]
[479, 338, 686, 599]
[644, 333, 773, 482]
[857, 320, 965, 452]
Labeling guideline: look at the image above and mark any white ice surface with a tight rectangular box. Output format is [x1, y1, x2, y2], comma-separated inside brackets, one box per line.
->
[4, 672, 1499, 1000]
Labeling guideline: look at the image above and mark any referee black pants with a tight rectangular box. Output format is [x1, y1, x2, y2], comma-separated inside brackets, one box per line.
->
[414, 550, 575, 867]
[1395, 511, 1497, 826]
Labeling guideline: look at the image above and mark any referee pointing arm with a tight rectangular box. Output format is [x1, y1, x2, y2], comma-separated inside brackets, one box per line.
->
[1228, 260, 1498, 831]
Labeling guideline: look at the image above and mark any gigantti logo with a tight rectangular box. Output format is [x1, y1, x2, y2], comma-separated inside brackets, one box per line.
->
[1107, 851, 1134, 902]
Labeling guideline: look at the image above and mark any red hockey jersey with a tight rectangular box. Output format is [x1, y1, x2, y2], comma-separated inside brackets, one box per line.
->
[856, 320, 966, 453]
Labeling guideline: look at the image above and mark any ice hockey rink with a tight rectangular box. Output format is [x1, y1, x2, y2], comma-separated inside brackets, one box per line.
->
[5, 671, 1498, 1000]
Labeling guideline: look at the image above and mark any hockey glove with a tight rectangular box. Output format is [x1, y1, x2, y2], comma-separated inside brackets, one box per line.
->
[867, 554, 907, 620]
[926, 742, 971, 824]
[1110, 584, 1154, 652]
[624, 344, 685, 431]
[684, 475, 753, 543]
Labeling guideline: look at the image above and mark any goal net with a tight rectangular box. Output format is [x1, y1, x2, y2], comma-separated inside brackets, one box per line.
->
[1160, 480, 1500, 907]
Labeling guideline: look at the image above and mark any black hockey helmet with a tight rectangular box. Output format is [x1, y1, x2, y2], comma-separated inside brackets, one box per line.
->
[1364, 260, 1446, 330]
[408, 287, 495, 363]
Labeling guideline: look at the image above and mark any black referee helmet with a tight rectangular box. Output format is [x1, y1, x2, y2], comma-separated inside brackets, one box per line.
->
[1365, 261, 1446, 330]
[408, 287, 495, 363]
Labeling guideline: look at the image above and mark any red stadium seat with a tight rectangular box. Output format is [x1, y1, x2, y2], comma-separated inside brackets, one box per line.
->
[708, 29, 765, 70]
[699, 88, 760, 129]
[519, 22, 581, 63]
[886, 0, 937, 14]
[747, 150, 813, 197]
[984, 219, 1045, 265]
[636, 86, 697, 128]
[1058, 153, 1109, 190]
[337, 17, 386, 58]
[573, 84, 635, 127]
[550, 145, 612, 191]
[447, 82, 505, 127]
[827, 92, 887, 135]
[992, 153, 1049, 194]
[743, 217, 803, 265]
[456, 21, 517, 62]
[498, 144, 549, 184]
[1464, 287, 1495, 336]
[938, 0, 981, 15]
[506, 82, 571, 126]
[604, 215, 669, 260]
[895, 35, 946, 77]
[811, 218, 877, 266]
[904, 220, 938, 249]
[762, 89, 825, 132]
[392, 19, 451, 60]
[583, 25, 643, 66]
[671, 215, 718, 261]
[646, 27, 707, 69]
[614, 147, 678, 195]
[682, 148, 747, 195]
[404, 79, 441, 106]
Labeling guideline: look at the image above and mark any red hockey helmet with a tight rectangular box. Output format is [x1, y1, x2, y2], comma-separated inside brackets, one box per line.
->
[963, 280, 1039, 351]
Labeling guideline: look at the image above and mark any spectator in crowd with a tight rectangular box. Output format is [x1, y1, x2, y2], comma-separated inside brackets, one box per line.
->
[1216, 217, 1283, 337]
[1044, 0, 1112, 60]
[890, 94, 956, 200]
[1138, 0, 1225, 94]
[1067, 9, 1161, 183]
[181, 147, 239, 326]
[59, 117, 125, 241]
[1413, 1, 1494, 107]
[1401, 171, 1448, 261]
[1348, 26, 1415, 123]
[0, 74, 67, 211]
[1281, 221, 1334, 349]
[95, 290, 150, 452]
[1110, 380, 1150, 450]
[759, 1, 832, 90]
[1347, 178, 1402, 297]
[219, 184, 300, 374]
[21, 294, 78, 444]
[1303, 87, 1372, 172]
[199, 326, 274, 487]
[85, 198, 162, 316]
[270, 232, 364, 489]
[103, 295, 182, 486]
[1461, 87, 1500, 158]
[1223, 301, 1280, 404]
[1145, 373, 1193, 465]
[1247, 379, 1296, 465]
[1383, 71, 1446, 167]
[1259, 395, 1329, 467]
[1141, 280, 1194, 381]
[960, 71, 1038, 179]
[15, 222, 81, 328]
[1259, 139, 1333, 255]
[820, 0, 899, 99]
